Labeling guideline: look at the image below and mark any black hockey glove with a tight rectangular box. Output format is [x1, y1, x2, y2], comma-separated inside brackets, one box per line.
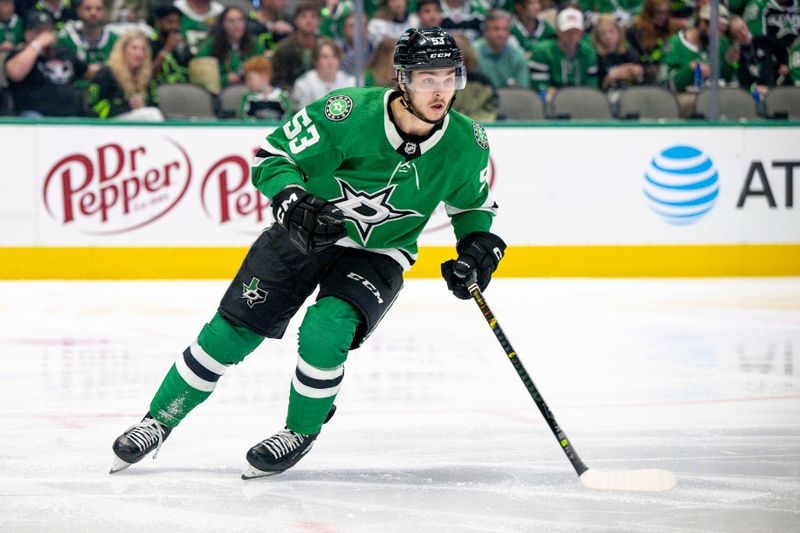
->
[272, 186, 347, 254]
[441, 231, 506, 300]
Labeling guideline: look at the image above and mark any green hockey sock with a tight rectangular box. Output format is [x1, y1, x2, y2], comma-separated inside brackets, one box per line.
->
[286, 297, 360, 435]
[150, 313, 264, 427]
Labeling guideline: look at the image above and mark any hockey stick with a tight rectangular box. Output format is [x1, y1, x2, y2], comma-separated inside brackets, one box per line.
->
[466, 277, 677, 492]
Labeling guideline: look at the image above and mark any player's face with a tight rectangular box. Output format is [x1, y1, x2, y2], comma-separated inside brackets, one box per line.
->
[407, 68, 457, 122]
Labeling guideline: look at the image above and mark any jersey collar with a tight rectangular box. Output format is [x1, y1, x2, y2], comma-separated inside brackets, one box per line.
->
[383, 89, 450, 159]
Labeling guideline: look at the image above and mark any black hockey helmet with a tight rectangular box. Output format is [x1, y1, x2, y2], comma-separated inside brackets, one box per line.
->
[394, 27, 464, 72]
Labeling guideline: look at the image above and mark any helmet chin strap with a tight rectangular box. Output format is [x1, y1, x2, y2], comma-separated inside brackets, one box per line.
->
[399, 85, 457, 126]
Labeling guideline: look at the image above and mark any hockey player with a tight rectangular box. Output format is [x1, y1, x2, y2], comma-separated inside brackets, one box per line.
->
[110, 27, 506, 479]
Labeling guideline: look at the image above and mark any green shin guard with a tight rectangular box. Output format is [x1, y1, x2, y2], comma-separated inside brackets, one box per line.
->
[150, 313, 264, 427]
[286, 297, 361, 435]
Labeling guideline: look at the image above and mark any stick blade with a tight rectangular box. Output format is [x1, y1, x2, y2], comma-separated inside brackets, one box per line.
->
[580, 468, 677, 492]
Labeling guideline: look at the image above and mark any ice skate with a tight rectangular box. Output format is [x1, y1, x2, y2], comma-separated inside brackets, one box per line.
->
[242, 405, 336, 480]
[110, 413, 172, 474]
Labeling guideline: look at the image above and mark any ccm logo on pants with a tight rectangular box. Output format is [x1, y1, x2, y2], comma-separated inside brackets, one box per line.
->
[347, 272, 383, 304]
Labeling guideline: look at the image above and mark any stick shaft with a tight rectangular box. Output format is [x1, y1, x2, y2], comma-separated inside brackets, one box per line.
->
[468, 282, 588, 477]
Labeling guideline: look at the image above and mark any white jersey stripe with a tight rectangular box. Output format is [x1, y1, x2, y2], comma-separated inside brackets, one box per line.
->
[291, 374, 342, 398]
[189, 340, 228, 376]
[175, 354, 216, 393]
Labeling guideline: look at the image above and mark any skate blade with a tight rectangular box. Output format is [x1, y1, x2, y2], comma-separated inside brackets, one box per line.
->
[241, 466, 283, 480]
[109, 455, 132, 474]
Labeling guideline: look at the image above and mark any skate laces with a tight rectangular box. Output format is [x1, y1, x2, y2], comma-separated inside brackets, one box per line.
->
[261, 429, 307, 459]
[126, 418, 168, 459]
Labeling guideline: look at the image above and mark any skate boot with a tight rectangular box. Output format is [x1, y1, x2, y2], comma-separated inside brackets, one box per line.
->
[110, 412, 172, 474]
[242, 405, 336, 480]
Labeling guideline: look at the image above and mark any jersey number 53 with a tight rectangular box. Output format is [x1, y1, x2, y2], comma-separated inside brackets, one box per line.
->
[283, 108, 321, 155]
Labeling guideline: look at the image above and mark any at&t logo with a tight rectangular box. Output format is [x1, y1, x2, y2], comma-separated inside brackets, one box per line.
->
[643, 145, 720, 225]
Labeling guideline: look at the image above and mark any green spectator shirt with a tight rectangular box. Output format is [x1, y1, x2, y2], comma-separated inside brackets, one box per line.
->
[56, 21, 117, 64]
[196, 38, 265, 88]
[579, 0, 642, 14]
[86, 66, 158, 119]
[241, 87, 291, 121]
[790, 36, 800, 85]
[0, 14, 24, 48]
[662, 30, 733, 91]
[473, 37, 530, 88]
[743, 0, 800, 49]
[174, 0, 225, 55]
[529, 39, 599, 91]
[509, 15, 556, 53]
[251, 86, 497, 268]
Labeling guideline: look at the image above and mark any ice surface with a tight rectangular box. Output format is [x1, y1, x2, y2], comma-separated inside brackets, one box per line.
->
[1, 278, 798, 532]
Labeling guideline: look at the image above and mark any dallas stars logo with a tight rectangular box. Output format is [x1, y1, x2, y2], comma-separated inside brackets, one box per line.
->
[473, 122, 489, 150]
[324, 95, 353, 121]
[331, 178, 422, 243]
[241, 277, 268, 308]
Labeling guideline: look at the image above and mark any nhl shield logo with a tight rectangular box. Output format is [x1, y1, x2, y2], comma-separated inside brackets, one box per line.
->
[472, 122, 489, 150]
[325, 95, 353, 121]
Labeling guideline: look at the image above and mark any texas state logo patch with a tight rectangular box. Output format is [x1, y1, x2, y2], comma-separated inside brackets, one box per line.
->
[472, 122, 489, 150]
[324, 95, 353, 121]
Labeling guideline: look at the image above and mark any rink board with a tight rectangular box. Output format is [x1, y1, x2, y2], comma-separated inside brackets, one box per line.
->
[0, 120, 798, 278]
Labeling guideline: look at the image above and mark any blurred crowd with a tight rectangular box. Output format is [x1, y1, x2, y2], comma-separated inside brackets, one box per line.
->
[0, 0, 798, 121]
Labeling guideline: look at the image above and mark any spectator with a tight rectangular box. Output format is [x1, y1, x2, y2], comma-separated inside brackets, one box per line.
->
[790, 36, 800, 85]
[440, 0, 486, 42]
[592, 13, 643, 92]
[320, 0, 349, 41]
[271, 2, 319, 88]
[86, 29, 162, 120]
[249, 0, 293, 52]
[626, 0, 677, 83]
[196, 6, 264, 88]
[530, 7, 598, 99]
[339, 10, 373, 77]
[509, 0, 556, 52]
[363, 35, 395, 86]
[662, 4, 734, 92]
[174, 0, 224, 55]
[4, 10, 86, 116]
[367, 0, 417, 47]
[29, 0, 78, 32]
[578, 0, 639, 30]
[452, 33, 498, 121]
[416, 0, 443, 28]
[0, 0, 24, 51]
[56, 0, 116, 84]
[743, 0, 800, 50]
[291, 37, 355, 108]
[727, 15, 788, 98]
[474, 9, 529, 88]
[106, 0, 148, 24]
[150, 3, 191, 84]
[240, 54, 290, 120]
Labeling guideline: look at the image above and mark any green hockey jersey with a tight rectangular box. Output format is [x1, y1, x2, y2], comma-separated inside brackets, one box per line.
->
[56, 21, 117, 64]
[529, 39, 599, 91]
[251, 87, 498, 270]
[509, 15, 556, 53]
[0, 14, 24, 48]
[743, 0, 800, 49]
[662, 30, 733, 91]
[790, 36, 800, 86]
[174, 0, 225, 55]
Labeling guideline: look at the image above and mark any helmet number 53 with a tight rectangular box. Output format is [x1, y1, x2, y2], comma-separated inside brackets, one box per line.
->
[283, 108, 320, 155]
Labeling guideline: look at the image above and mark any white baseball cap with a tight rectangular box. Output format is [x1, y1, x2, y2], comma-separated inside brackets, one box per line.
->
[557, 8, 585, 32]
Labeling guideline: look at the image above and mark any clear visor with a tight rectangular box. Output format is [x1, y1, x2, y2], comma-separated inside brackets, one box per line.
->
[399, 66, 467, 93]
